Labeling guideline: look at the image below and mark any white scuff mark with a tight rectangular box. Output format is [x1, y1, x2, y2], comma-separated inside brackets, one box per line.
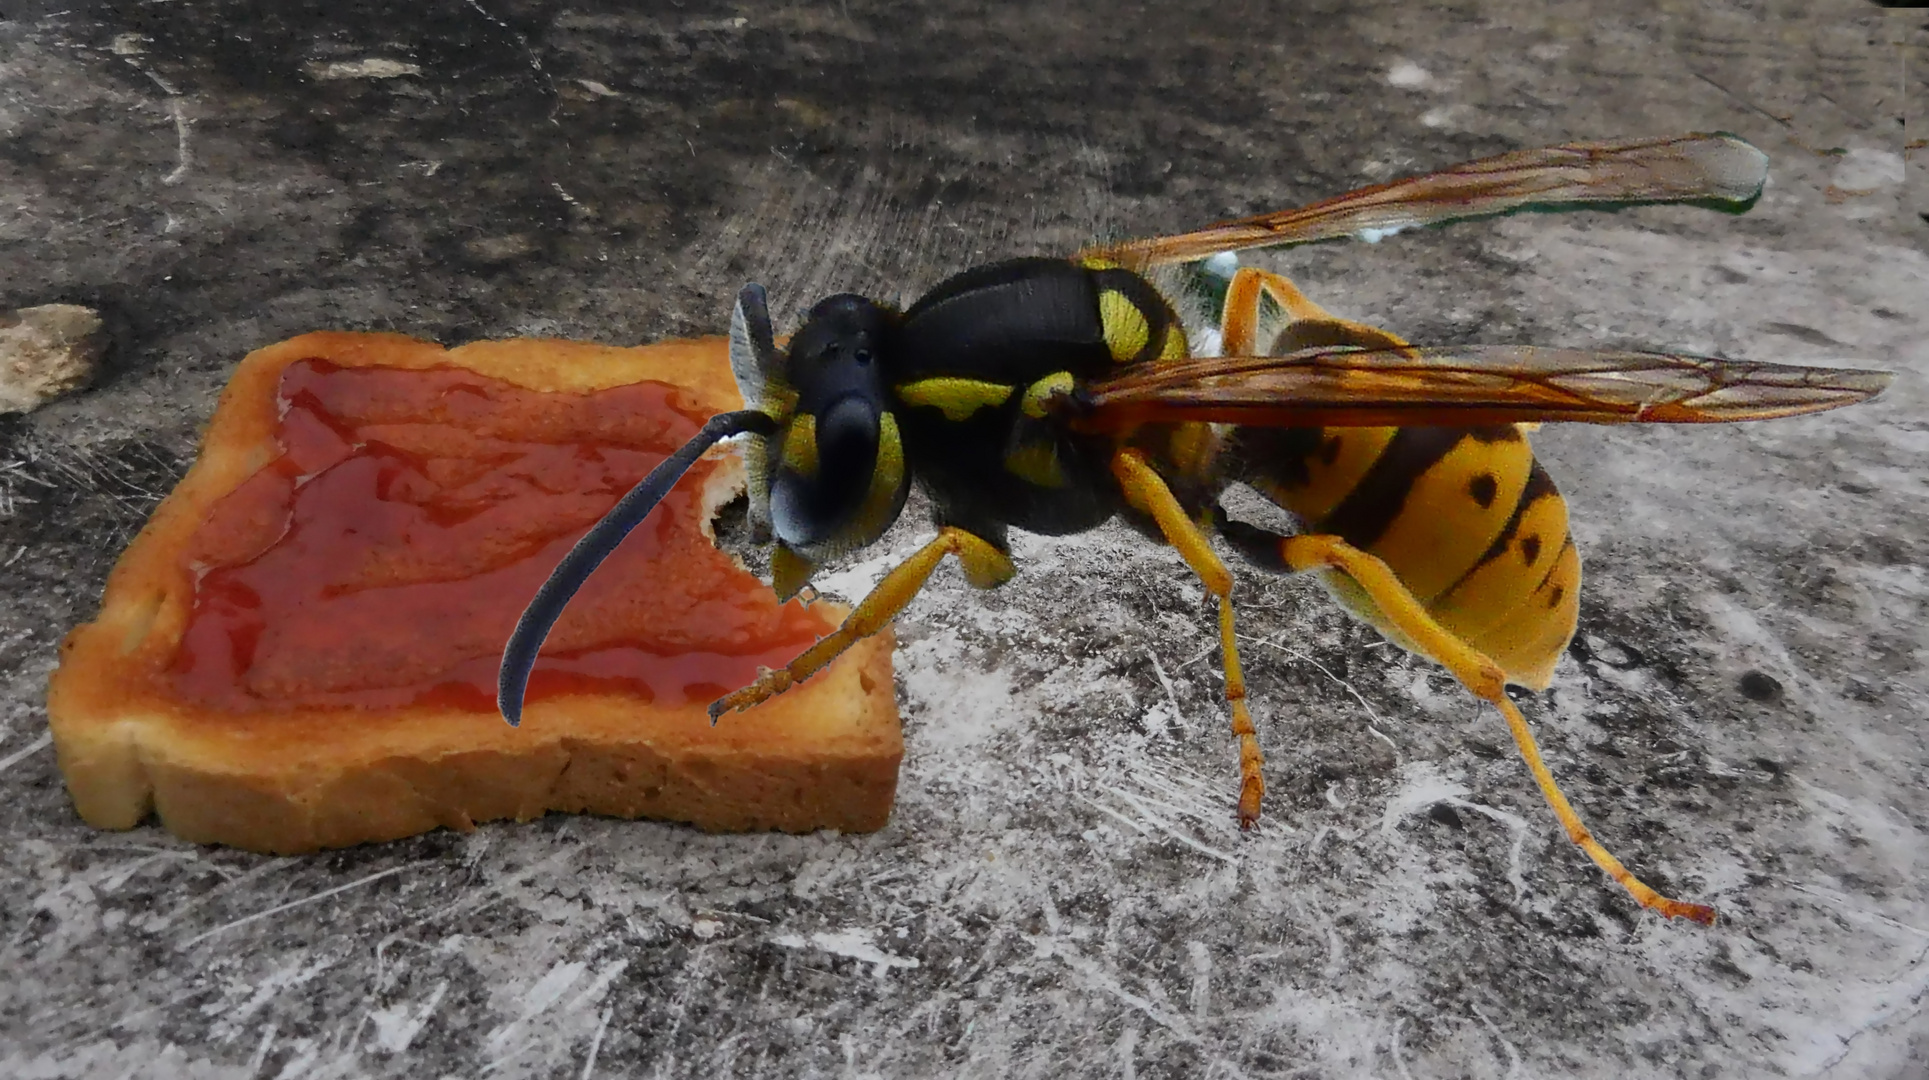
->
[1379, 764, 1472, 833]
[1186, 941, 1212, 1019]
[770, 928, 920, 977]
[0, 731, 51, 774]
[1096, 782, 1236, 862]
[244, 1022, 277, 1074]
[400, 159, 443, 176]
[581, 1005, 612, 1079]
[576, 79, 619, 97]
[179, 864, 414, 948]
[1077, 791, 1153, 838]
[1470, 1003, 1525, 1079]
[310, 58, 422, 80]
[1380, 762, 1531, 902]
[1831, 149, 1905, 193]
[1385, 60, 1433, 90]
[272, 1037, 320, 1079]
[1390, 1017, 1417, 1080]
[1420, 104, 1472, 130]
[162, 96, 192, 184]
[97, 848, 193, 893]
[561, 960, 630, 1016]
[367, 981, 447, 1055]
[551, 182, 590, 214]
[484, 960, 589, 1055]
[1355, 224, 1413, 244]
[1129, 757, 1270, 832]
[210, 956, 337, 1035]
[1317, 909, 1346, 977]
[1145, 647, 1185, 737]
[128, 67, 192, 185]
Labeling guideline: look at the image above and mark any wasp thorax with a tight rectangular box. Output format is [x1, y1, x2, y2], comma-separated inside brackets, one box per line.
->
[764, 294, 912, 585]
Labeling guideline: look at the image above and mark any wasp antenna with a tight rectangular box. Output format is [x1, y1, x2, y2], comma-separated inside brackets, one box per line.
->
[497, 408, 779, 727]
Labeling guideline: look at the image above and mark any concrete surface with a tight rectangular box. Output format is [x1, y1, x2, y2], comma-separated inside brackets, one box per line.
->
[3, 1, 1926, 1077]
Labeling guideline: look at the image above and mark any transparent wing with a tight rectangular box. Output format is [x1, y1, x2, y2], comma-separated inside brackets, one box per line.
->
[1083, 133, 1769, 268]
[1067, 346, 1892, 430]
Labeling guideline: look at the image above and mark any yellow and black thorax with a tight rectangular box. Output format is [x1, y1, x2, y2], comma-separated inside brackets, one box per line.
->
[889, 257, 1192, 542]
[732, 256, 1195, 594]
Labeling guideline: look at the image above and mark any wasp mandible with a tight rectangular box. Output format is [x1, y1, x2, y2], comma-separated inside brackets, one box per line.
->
[500, 133, 1891, 924]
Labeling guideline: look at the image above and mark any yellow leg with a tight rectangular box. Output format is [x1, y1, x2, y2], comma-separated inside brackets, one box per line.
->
[1219, 266, 1410, 354]
[1276, 533, 1716, 924]
[709, 527, 1015, 720]
[1112, 449, 1266, 828]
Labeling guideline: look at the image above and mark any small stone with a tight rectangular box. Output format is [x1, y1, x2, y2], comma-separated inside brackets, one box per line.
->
[1738, 670, 1783, 703]
[0, 304, 107, 414]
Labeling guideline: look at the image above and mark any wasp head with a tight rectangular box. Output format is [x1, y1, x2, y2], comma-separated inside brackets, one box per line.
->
[729, 284, 911, 600]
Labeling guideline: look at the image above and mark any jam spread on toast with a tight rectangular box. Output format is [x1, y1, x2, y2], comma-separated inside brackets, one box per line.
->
[170, 359, 827, 712]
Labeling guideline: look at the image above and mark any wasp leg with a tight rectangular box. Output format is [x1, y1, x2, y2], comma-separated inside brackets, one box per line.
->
[1218, 266, 1411, 354]
[709, 526, 1016, 719]
[1111, 449, 1266, 828]
[1246, 527, 1715, 924]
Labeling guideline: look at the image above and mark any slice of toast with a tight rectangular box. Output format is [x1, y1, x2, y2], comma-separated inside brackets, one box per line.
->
[47, 332, 900, 854]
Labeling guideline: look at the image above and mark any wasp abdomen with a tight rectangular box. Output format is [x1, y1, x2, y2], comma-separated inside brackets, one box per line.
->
[1234, 423, 1579, 690]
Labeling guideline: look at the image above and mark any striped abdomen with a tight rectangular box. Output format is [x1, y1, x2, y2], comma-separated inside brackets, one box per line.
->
[1231, 424, 1580, 689]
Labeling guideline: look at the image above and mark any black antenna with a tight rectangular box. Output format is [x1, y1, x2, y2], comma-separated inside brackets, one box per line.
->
[498, 408, 778, 726]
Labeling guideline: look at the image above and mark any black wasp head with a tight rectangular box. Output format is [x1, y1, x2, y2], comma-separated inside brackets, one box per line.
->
[729, 287, 912, 601]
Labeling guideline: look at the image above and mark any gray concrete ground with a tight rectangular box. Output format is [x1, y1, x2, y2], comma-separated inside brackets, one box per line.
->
[3, 1, 1926, 1076]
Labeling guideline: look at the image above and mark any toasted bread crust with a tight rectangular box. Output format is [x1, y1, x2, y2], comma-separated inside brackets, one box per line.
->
[48, 332, 901, 853]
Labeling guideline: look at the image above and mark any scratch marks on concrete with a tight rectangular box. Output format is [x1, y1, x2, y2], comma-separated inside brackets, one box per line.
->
[367, 981, 448, 1056]
[0, 731, 50, 774]
[179, 864, 416, 949]
[768, 928, 920, 977]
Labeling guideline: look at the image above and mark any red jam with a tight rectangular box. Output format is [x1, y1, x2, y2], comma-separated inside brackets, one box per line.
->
[169, 359, 827, 712]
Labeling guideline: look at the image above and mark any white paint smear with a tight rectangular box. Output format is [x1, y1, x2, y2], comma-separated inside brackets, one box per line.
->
[311, 59, 422, 80]
[1831, 149, 1904, 192]
[1385, 60, 1433, 89]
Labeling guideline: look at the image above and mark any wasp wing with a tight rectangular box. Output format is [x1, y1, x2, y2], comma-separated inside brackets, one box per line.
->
[1067, 346, 1892, 430]
[1085, 133, 1768, 269]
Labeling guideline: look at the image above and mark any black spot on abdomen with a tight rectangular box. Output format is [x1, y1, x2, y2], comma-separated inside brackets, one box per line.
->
[1520, 534, 1542, 565]
[1468, 472, 1498, 509]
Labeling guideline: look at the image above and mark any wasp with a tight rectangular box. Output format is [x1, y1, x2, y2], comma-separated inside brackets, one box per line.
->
[499, 133, 1891, 924]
